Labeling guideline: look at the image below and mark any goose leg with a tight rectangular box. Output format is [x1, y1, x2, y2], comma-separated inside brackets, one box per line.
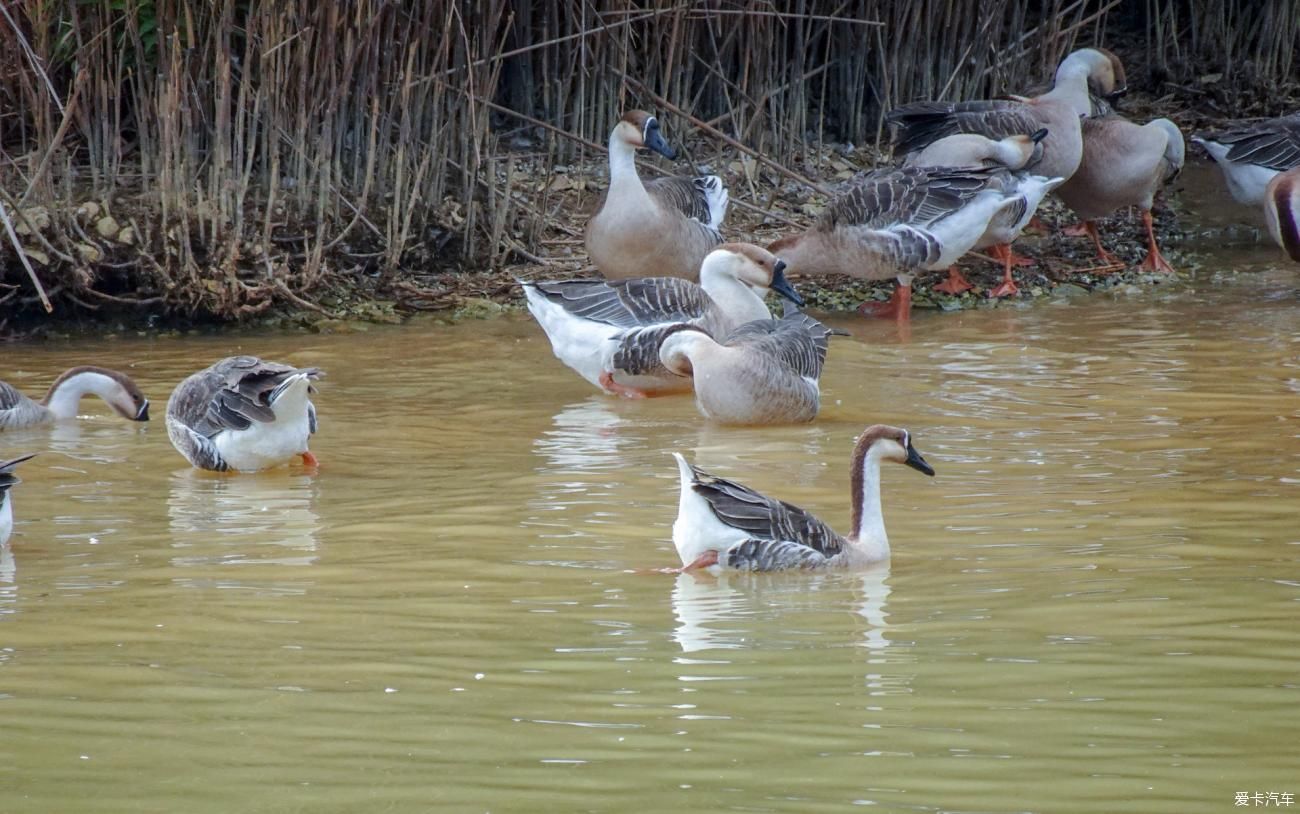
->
[858, 274, 913, 321]
[301, 451, 319, 467]
[987, 244, 1019, 298]
[1080, 221, 1123, 266]
[933, 266, 973, 295]
[598, 371, 648, 399]
[678, 550, 720, 572]
[1139, 209, 1176, 273]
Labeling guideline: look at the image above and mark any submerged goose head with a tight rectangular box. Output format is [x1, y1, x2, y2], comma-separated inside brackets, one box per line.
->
[41, 366, 150, 422]
[1264, 168, 1300, 262]
[699, 243, 804, 306]
[612, 110, 677, 160]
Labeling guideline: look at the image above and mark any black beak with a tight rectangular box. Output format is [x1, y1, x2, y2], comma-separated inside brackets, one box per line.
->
[1030, 128, 1049, 144]
[769, 261, 804, 307]
[1103, 86, 1127, 109]
[904, 438, 935, 477]
[643, 127, 677, 160]
[135, 400, 150, 422]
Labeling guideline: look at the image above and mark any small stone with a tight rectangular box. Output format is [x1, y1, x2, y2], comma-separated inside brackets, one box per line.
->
[95, 215, 121, 239]
[76, 201, 101, 220]
[116, 226, 136, 245]
[14, 207, 49, 235]
[76, 242, 103, 263]
[22, 248, 49, 266]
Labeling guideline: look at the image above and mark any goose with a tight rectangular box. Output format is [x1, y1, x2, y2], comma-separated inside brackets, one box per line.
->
[166, 356, 323, 472]
[1191, 113, 1300, 206]
[1055, 113, 1184, 272]
[521, 243, 802, 398]
[657, 308, 835, 424]
[888, 48, 1127, 185]
[585, 110, 728, 281]
[1264, 167, 1300, 261]
[767, 164, 1023, 319]
[0, 453, 36, 545]
[903, 129, 1061, 297]
[0, 366, 149, 429]
[669, 425, 935, 571]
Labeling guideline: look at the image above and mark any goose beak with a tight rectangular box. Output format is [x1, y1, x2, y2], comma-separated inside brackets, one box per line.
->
[904, 439, 935, 477]
[1103, 86, 1127, 109]
[1031, 128, 1049, 144]
[134, 400, 151, 422]
[643, 128, 677, 160]
[769, 261, 804, 307]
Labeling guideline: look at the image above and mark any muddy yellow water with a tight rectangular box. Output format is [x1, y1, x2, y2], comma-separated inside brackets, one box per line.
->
[2, 246, 1298, 812]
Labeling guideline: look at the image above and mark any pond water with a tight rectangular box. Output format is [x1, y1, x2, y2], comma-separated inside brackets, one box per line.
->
[2, 205, 1298, 811]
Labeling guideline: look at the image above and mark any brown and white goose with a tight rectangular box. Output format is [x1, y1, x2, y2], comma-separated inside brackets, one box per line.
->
[888, 48, 1127, 185]
[585, 111, 728, 281]
[656, 308, 835, 425]
[1191, 113, 1300, 206]
[767, 164, 1022, 318]
[670, 425, 935, 571]
[0, 453, 37, 545]
[0, 367, 149, 429]
[522, 243, 802, 398]
[1264, 167, 1300, 262]
[166, 356, 323, 472]
[1056, 113, 1185, 272]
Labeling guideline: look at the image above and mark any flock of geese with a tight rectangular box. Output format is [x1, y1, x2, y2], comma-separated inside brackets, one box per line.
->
[3, 46, 1298, 574]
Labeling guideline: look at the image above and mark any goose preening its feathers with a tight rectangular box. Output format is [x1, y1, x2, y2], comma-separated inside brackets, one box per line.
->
[670, 425, 934, 572]
[1264, 167, 1300, 262]
[522, 243, 802, 398]
[657, 307, 836, 424]
[1191, 113, 1300, 206]
[1056, 113, 1185, 273]
[768, 164, 1025, 317]
[166, 356, 323, 472]
[0, 453, 36, 545]
[585, 110, 728, 281]
[0, 367, 149, 430]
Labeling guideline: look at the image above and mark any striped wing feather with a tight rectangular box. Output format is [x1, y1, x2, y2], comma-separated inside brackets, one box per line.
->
[722, 312, 832, 380]
[527, 278, 713, 329]
[888, 99, 1043, 155]
[687, 463, 844, 558]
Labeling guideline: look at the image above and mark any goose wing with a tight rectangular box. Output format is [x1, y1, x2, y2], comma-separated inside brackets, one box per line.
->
[722, 312, 832, 380]
[823, 165, 1003, 231]
[685, 462, 844, 558]
[525, 278, 713, 329]
[1200, 115, 1300, 171]
[888, 99, 1043, 156]
[173, 356, 322, 438]
[723, 538, 834, 570]
[0, 381, 26, 412]
[645, 175, 728, 231]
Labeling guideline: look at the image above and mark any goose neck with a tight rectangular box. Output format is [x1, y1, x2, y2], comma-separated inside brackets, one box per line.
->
[42, 370, 120, 420]
[850, 443, 890, 561]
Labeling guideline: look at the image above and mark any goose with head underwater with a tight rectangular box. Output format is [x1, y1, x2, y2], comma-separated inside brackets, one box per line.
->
[0, 453, 37, 545]
[522, 243, 802, 398]
[669, 425, 935, 572]
[0, 366, 149, 430]
[166, 356, 323, 472]
[585, 110, 728, 281]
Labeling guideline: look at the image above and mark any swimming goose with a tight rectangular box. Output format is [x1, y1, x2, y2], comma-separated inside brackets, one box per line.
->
[0, 367, 149, 429]
[903, 129, 1060, 296]
[585, 110, 728, 281]
[522, 243, 802, 398]
[888, 48, 1127, 185]
[768, 164, 1022, 318]
[669, 425, 935, 571]
[166, 356, 323, 472]
[1264, 167, 1300, 261]
[1055, 114, 1185, 272]
[657, 308, 835, 424]
[0, 453, 36, 545]
[1191, 113, 1300, 206]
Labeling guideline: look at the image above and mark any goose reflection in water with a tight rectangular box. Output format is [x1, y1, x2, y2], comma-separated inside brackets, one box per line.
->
[167, 469, 321, 570]
[671, 566, 894, 654]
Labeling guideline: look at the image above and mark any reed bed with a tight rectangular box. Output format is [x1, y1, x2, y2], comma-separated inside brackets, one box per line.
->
[0, 0, 1295, 322]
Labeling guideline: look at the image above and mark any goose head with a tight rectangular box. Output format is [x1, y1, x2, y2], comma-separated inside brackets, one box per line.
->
[700, 243, 804, 306]
[848, 425, 934, 548]
[1063, 47, 1127, 106]
[614, 110, 677, 160]
[853, 425, 935, 479]
[42, 366, 150, 422]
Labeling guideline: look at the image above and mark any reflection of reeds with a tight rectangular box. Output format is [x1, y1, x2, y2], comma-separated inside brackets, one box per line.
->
[0, 2, 1295, 318]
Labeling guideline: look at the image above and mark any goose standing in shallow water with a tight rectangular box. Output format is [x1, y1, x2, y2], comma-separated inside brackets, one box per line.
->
[0, 367, 149, 429]
[669, 425, 935, 572]
[522, 243, 802, 398]
[0, 453, 36, 545]
[1264, 167, 1300, 261]
[585, 110, 728, 281]
[1191, 113, 1300, 206]
[768, 164, 1022, 319]
[166, 357, 323, 472]
[657, 308, 835, 424]
[1056, 113, 1185, 273]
